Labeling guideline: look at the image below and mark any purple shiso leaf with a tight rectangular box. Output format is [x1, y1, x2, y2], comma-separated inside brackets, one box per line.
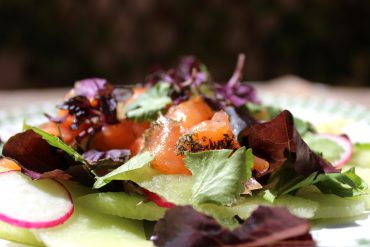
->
[2, 130, 95, 186]
[214, 54, 259, 107]
[51, 79, 119, 143]
[74, 78, 108, 100]
[83, 149, 130, 167]
[145, 56, 209, 104]
[99, 95, 119, 125]
[151, 205, 314, 247]
[239, 110, 338, 177]
[58, 95, 97, 130]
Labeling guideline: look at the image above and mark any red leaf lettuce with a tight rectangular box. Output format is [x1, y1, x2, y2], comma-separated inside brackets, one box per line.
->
[151, 205, 314, 247]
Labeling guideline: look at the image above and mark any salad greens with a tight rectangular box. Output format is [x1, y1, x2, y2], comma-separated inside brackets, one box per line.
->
[0, 54, 369, 247]
[94, 152, 155, 188]
[152, 205, 314, 247]
[126, 83, 172, 122]
[23, 123, 85, 163]
[184, 147, 253, 205]
[279, 168, 367, 197]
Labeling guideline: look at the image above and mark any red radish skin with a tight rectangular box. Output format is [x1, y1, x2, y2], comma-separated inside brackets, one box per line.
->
[0, 201, 74, 229]
[0, 171, 74, 229]
[143, 190, 174, 209]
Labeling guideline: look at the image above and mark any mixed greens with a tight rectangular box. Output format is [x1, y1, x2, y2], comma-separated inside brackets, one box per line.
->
[0, 54, 370, 247]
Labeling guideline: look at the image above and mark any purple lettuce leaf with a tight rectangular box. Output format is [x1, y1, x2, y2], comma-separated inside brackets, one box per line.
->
[2, 129, 95, 186]
[151, 205, 314, 247]
[239, 110, 338, 177]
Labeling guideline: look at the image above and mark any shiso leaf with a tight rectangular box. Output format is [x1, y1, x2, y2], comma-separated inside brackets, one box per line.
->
[183, 147, 253, 205]
[126, 83, 172, 122]
[94, 152, 156, 188]
[151, 205, 314, 247]
[83, 149, 131, 169]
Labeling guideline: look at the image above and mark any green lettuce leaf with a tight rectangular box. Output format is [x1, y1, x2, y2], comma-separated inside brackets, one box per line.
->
[316, 167, 368, 197]
[280, 168, 368, 197]
[94, 152, 156, 188]
[125, 83, 172, 122]
[184, 147, 253, 205]
[23, 123, 85, 163]
[294, 118, 316, 136]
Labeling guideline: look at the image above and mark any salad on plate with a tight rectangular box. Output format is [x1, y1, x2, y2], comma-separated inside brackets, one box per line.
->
[0, 54, 370, 247]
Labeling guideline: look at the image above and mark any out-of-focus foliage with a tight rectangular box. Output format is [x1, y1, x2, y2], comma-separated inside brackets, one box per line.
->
[0, 1, 369, 88]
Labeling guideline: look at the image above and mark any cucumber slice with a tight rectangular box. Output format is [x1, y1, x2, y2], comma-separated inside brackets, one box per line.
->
[76, 192, 166, 221]
[139, 175, 193, 205]
[60, 180, 94, 199]
[299, 193, 367, 219]
[353, 167, 370, 185]
[274, 195, 319, 219]
[34, 206, 152, 247]
[0, 220, 43, 246]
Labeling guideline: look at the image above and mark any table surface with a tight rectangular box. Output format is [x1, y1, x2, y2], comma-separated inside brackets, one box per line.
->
[0, 75, 369, 109]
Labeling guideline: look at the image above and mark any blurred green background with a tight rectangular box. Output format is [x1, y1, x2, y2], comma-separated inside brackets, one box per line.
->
[0, 0, 369, 89]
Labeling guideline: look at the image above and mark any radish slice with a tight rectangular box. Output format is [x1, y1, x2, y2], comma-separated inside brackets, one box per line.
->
[0, 171, 73, 229]
[143, 190, 174, 208]
[320, 134, 353, 168]
[307, 133, 353, 168]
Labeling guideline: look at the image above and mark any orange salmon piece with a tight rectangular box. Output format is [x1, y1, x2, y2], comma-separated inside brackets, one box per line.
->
[92, 120, 150, 151]
[166, 96, 214, 128]
[130, 137, 145, 156]
[39, 116, 87, 145]
[144, 117, 191, 175]
[176, 111, 240, 153]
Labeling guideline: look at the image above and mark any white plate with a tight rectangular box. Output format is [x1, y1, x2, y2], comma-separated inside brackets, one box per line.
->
[0, 96, 370, 247]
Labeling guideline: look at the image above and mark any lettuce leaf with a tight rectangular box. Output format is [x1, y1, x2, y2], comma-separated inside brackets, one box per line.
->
[279, 168, 368, 197]
[152, 205, 314, 247]
[239, 110, 337, 176]
[94, 152, 156, 188]
[24, 124, 85, 163]
[184, 147, 253, 205]
[126, 83, 172, 122]
[2, 128, 95, 186]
